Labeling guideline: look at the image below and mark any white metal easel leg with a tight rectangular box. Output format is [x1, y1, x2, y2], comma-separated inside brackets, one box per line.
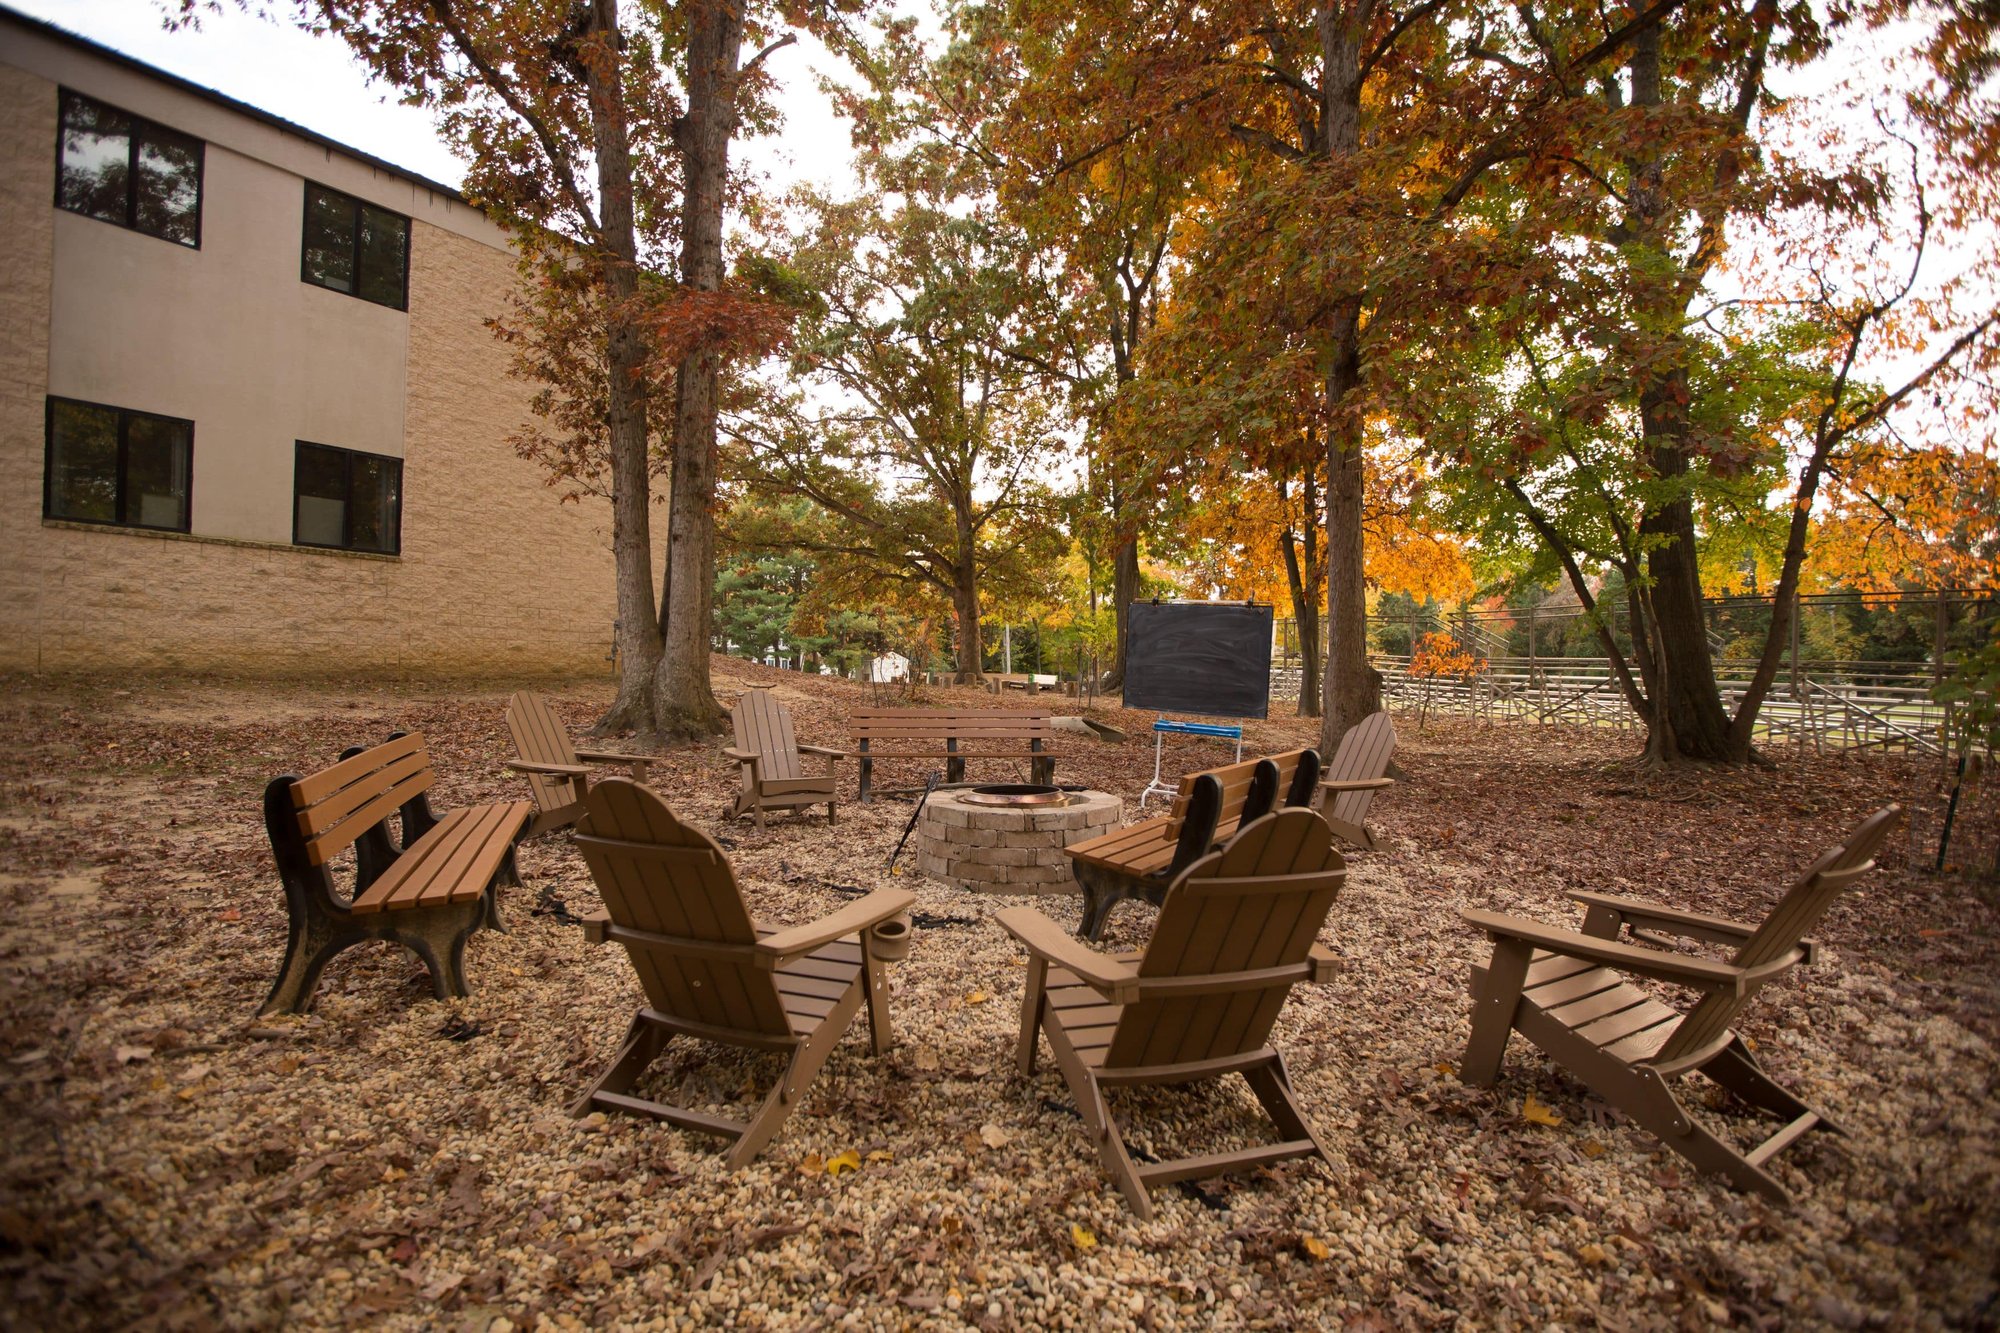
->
[1137, 728, 1176, 809]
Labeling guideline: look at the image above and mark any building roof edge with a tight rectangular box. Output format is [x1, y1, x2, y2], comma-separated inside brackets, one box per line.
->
[0, 2, 470, 205]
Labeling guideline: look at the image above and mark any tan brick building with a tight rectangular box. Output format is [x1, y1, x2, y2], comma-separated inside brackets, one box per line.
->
[0, 8, 626, 676]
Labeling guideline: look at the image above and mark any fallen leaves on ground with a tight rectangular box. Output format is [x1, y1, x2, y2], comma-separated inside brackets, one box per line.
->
[0, 662, 1992, 1329]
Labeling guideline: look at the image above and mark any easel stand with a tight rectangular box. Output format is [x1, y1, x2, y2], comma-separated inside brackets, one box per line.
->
[1138, 718, 1245, 809]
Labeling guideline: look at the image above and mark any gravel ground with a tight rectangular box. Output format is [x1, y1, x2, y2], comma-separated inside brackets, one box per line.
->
[1, 660, 1995, 1330]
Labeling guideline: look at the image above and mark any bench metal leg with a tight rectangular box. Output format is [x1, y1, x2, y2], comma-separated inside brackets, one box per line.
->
[259, 896, 486, 1016]
[1074, 863, 1161, 942]
[1030, 742, 1053, 787]
[483, 843, 522, 934]
[260, 909, 355, 1018]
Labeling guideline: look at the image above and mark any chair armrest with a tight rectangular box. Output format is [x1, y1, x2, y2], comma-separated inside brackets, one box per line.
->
[1308, 944, 1342, 984]
[1564, 891, 1761, 948]
[1460, 908, 1749, 994]
[1320, 777, 1394, 793]
[721, 747, 760, 764]
[993, 906, 1139, 1003]
[576, 749, 652, 768]
[798, 745, 848, 759]
[506, 760, 591, 778]
[757, 888, 915, 964]
[580, 909, 611, 944]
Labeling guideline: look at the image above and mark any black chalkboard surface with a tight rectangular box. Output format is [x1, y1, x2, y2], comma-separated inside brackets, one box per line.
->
[1123, 601, 1275, 720]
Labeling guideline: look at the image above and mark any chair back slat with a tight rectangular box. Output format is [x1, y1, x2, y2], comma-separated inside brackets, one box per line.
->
[506, 691, 583, 814]
[575, 780, 791, 1037]
[1653, 805, 1901, 1066]
[733, 689, 804, 786]
[1730, 804, 1900, 969]
[1322, 711, 1395, 829]
[1105, 809, 1345, 1068]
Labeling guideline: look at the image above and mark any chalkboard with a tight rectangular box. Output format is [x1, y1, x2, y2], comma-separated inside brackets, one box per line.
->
[1123, 601, 1274, 720]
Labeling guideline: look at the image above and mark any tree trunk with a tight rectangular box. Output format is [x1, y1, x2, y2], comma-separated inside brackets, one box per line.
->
[951, 571, 984, 684]
[1103, 535, 1139, 690]
[1319, 344, 1379, 747]
[1635, 436, 1733, 762]
[652, 0, 739, 739]
[1314, 5, 1381, 751]
[582, 0, 661, 734]
[1619, 26, 1732, 763]
[1277, 473, 1324, 719]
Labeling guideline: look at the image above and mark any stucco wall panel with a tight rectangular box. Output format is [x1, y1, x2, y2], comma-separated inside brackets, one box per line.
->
[48, 142, 411, 544]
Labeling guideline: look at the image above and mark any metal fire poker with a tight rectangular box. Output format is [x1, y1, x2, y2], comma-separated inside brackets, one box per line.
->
[886, 771, 942, 874]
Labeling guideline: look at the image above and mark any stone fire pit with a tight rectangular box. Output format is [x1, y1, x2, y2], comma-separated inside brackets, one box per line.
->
[913, 786, 1122, 894]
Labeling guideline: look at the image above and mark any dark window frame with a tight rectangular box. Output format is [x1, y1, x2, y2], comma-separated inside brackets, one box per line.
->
[53, 88, 205, 249]
[292, 440, 403, 555]
[299, 182, 412, 311]
[43, 396, 195, 534]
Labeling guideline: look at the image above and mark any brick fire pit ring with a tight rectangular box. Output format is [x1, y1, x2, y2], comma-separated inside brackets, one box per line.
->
[913, 788, 1122, 894]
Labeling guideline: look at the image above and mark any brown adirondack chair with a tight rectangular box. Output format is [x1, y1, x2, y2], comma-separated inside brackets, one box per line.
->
[999, 808, 1346, 1218]
[570, 779, 913, 1167]
[1459, 804, 1902, 1203]
[503, 690, 654, 838]
[1317, 710, 1396, 850]
[723, 688, 843, 827]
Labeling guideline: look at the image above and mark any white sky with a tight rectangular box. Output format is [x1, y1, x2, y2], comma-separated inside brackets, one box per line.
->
[10, 0, 864, 197]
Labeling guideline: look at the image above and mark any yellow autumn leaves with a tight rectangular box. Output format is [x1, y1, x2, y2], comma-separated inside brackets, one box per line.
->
[797, 1147, 894, 1177]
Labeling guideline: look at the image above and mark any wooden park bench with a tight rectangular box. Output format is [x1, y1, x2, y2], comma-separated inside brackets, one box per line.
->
[848, 707, 1057, 802]
[258, 731, 532, 1015]
[1064, 748, 1321, 940]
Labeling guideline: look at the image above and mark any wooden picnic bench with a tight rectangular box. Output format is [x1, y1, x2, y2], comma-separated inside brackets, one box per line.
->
[259, 731, 531, 1015]
[1063, 748, 1321, 940]
[848, 707, 1057, 802]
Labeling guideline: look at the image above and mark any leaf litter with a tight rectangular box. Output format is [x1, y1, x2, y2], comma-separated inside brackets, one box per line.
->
[0, 660, 1994, 1328]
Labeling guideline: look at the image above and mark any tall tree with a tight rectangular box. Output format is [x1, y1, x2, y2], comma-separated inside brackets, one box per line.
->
[220, 0, 815, 739]
[733, 191, 1065, 679]
[649, 1, 804, 736]
[1409, 1, 1999, 762]
[987, 0, 1537, 751]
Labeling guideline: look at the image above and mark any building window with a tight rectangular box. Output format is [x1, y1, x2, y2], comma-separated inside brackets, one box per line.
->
[55, 90, 203, 247]
[294, 442, 402, 554]
[44, 398, 193, 532]
[301, 184, 410, 309]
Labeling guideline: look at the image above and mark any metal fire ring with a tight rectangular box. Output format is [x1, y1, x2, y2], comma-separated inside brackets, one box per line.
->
[958, 784, 1073, 808]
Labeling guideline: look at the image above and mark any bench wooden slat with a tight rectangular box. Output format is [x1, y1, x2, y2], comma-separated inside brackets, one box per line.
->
[296, 748, 438, 862]
[360, 806, 487, 913]
[400, 803, 519, 910]
[288, 731, 428, 807]
[353, 800, 531, 915]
